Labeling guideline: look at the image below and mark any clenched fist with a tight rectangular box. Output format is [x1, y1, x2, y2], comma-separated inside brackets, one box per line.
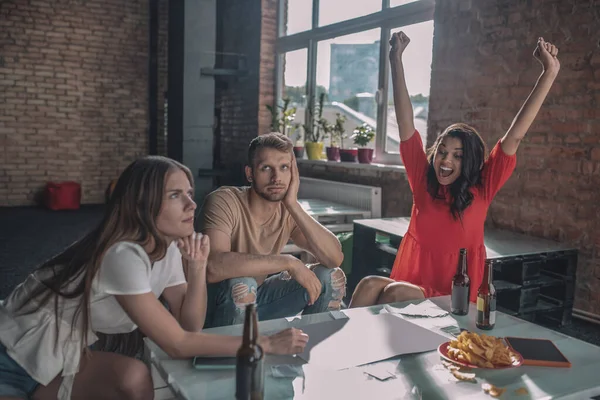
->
[389, 31, 410, 62]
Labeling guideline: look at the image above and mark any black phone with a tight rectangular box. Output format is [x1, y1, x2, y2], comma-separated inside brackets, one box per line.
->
[440, 325, 464, 337]
[192, 356, 236, 370]
[504, 337, 571, 368]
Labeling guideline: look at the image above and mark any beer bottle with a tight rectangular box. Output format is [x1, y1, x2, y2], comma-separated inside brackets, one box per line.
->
[476, 259, 497, 330]
[236, 304, 264, 400]
[451, 248, 470, 315]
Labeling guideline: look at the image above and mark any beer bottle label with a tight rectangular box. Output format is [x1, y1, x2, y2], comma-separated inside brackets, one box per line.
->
[489, 297, 496, 325]
[476, 296, 486, 325]
[476, 297, 484, 312]
[476, 296, 496, 328]
[451, 286, 469, 312]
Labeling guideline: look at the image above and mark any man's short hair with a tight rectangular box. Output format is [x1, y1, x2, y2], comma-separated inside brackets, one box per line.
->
[247, 132, 293, 168]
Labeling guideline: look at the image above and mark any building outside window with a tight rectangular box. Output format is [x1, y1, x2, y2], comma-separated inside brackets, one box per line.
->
[276, 0, 434, 164]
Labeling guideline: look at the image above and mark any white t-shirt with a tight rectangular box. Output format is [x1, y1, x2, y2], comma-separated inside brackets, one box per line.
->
[91, 241, 186, 334]
[0, 241, 186, 400]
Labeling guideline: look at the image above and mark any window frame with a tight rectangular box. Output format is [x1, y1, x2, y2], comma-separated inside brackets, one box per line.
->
[275, 0, 434, 165]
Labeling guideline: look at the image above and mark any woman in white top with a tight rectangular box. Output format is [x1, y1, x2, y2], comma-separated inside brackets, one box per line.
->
[0, 156, 308, 400]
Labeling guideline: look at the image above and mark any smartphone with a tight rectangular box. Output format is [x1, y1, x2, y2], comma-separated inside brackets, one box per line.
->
[504, 337, 571, 368]
[192, 356, 236, 370]
[440, 325, 463, 337]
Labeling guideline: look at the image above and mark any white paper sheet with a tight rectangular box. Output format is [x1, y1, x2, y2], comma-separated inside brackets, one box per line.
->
[361, 361, 398, 380]
[296, 313, 447, 370]
[384, 300, 449, 318]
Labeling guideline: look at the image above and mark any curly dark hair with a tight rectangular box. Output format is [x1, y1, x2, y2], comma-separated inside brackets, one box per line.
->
[426, 123, 487, 220]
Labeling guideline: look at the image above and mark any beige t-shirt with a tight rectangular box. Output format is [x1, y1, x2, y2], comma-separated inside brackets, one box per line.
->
[198, 186, 300, 255]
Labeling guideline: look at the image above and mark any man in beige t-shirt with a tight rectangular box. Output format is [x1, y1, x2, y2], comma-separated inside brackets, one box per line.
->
[199, 133, 346, 328]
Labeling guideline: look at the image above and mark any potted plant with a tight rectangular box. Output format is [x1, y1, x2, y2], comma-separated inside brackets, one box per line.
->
[290, 123, 304, 158]
[266, 98, 304, 157]
[320, 116, 338, 162]
[323, 113, 346, 162]
[352, 123, 375, 164]
[304, 93, 327, 160]
[339, 121, 357, 163]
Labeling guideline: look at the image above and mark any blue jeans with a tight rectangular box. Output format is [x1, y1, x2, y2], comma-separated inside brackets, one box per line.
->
[205, 265, 346, 328]
[0, 341, 39, 398]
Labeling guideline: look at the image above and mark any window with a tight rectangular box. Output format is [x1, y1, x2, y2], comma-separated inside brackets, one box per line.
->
[280, 0, 313, 36]
[318, 0, 380, 27]
[317, 29, 380, 149]
[278, 49, 308, 140]
[385, 20, 434, 154]
[390, 0, 421, 7]
[276, 0, 435, 164]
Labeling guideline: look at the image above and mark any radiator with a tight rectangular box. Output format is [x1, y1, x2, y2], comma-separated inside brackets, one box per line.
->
[298, 177, 382, 218]
[282, 178, 382, 258]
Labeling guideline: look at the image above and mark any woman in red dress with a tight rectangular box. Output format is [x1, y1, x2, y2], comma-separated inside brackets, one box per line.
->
[349, 31, 560, 307]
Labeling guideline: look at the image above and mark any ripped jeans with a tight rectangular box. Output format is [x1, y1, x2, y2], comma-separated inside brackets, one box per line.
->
[205, 265, 346, 328]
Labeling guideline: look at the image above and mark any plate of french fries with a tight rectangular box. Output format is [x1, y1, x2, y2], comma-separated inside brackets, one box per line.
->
[438, 331, 523, 369]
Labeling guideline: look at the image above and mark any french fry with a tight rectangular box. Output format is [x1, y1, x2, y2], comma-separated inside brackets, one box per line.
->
[482, 383, 506, 398]
[515, 387, 529, 395]
[451, 369, 477, 383]
[446, 331, 520, 369]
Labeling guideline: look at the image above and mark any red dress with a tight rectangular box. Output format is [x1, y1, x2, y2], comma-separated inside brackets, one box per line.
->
[389, 131, 517, 302]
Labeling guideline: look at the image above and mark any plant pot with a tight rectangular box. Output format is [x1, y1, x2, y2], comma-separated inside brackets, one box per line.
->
[293, 146, 305, 159]
[326, 146, 340, 162]
[305, 142, 324, 160]
[339, 148, 358, 163]
[358, 148, 374, 164]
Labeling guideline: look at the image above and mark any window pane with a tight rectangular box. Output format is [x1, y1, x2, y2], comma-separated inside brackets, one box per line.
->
[279, 49, 308, 142]
[386, 20, 433, 153]
[390, 0, 422, 7]
[281, 0, 313, 36]
[316, 29, 380, 149]
[318, 0, 381, 27]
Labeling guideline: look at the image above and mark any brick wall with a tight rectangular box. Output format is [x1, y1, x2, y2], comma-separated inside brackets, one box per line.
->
[215, 0, 275, 180]
[156, 0, 168, 156]
[0, 0, 149, 206]
[214, 0, 261, 175]
[258, 0, 278, 137]
[432, 0, 600, 315]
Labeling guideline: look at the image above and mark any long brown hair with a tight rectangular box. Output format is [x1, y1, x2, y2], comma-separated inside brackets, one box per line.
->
[16, 156, 194, 356]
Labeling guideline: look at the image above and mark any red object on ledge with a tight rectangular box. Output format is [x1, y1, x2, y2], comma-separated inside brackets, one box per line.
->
[44, 181, 81, 210]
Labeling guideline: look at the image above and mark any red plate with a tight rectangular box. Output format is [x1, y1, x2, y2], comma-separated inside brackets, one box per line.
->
[437, 341, 523, 369]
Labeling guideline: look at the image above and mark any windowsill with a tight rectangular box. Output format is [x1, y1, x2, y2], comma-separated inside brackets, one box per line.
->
[297, 158, 406, 173]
